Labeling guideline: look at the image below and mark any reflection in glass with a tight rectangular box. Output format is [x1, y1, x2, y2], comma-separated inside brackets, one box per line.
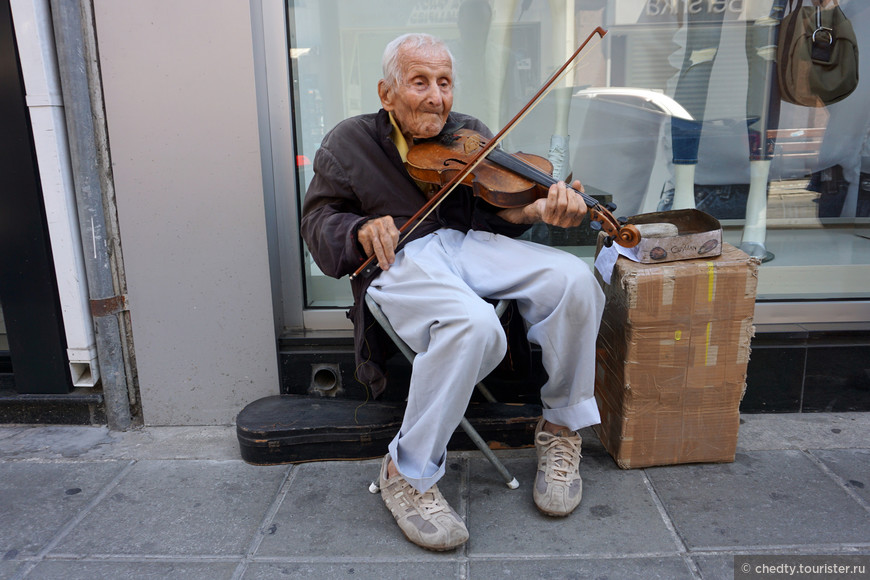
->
[287, 0, 870, 308]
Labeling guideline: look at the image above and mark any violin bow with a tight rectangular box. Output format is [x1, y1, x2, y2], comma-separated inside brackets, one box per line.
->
[350, 26, 608, 281]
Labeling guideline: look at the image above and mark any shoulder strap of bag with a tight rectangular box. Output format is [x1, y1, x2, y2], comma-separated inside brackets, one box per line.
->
[785, 0, 802, 17]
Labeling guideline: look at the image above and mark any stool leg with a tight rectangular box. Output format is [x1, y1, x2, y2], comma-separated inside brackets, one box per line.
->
[459, 417, 520, 489]
[475, 381, 497, 403]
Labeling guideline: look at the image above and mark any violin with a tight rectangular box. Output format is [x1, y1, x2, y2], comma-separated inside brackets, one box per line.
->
[350, 27, 637, 281]
[406, 128, 642, 249]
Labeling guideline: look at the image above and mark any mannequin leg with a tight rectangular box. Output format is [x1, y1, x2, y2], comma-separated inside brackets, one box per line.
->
[665, 7, 725, 212]
[672, 163, 697, 209]
[739, 159, 774, 261]
[548, 87, 572, 181]
[483, 0, 519, 131]
[740, 2, 787, 263]
[547, 0, 574, 181]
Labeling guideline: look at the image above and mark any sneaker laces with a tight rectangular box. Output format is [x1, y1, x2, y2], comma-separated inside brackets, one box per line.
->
[395, 478, 447, 516]
[539, 432, 581, 483]
[415, 489, 447, 516]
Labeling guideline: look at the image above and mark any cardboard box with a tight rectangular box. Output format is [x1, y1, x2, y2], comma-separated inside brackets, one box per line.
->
[593, 242, 759, 469]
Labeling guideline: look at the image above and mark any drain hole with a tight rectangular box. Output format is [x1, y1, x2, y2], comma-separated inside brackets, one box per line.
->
[309, 363, 342, 397]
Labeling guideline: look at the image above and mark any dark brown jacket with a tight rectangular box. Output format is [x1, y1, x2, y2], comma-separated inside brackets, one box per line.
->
[301, 109, 529, 397]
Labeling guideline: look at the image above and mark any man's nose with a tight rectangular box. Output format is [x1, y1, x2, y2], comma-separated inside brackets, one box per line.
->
[424, 83, 443, 106]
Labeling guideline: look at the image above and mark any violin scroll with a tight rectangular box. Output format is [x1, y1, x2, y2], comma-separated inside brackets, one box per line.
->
[589, 204, 641, 249]
[612, 223, 642, 247]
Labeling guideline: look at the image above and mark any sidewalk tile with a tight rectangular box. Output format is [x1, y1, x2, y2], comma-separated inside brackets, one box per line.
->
[243, 561, 461, 579]
[738, 413, 870, 451]
[255, 460, 458, 558]
[0, 461, 128, 557]
[0, 427, 25, 442]
[693, 554, 735, 579]
[646, 450, 870, 549]
[469, 556, 695, 579]
[0, 561, 25, 579]
[49, 460, 286, 557]
[466, 454, 678, 556]
[27, 561, 238, 580]
[810, 448, 870, 505]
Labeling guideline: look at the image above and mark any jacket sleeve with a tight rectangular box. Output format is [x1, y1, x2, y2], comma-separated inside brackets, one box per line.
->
[300, 145, 370, 279]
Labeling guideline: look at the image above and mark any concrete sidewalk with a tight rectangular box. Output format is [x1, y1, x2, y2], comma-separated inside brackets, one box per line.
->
[0, 413, 868, 580]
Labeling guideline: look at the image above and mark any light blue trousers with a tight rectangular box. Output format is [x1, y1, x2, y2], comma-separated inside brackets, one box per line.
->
[367, 229, 604, 492]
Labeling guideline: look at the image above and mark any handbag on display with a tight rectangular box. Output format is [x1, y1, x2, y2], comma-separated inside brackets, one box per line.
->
[776, 0, 859, 107]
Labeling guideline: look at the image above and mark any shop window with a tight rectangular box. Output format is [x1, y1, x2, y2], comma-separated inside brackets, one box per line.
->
[287, 0, 870, 313]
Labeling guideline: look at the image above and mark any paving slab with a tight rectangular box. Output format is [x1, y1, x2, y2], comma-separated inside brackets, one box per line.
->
[737, 412, 870, 451]
[49, 460, 287, 557]
[255, 459, 464, 559]
[0, 425, 241, 461]
[0, 427, 24, 442]
[0, 561, 25, 580]
[646, 450, 870, 549]
[91, 426, 241, 460]
[692, 554, 737, 580]
[242, 561, 461, 579]
[25, 560, 238, 580]
[810, 448, 870, 506]
[0, 461, 129, 557]
[466, 454, 679, 557]
[468, 556, 695, 579]
[0, 426, 117, 460]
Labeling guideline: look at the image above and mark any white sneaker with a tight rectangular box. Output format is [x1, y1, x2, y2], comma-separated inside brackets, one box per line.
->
[378, 455, 468, 551]
[533, 419, 583, 516]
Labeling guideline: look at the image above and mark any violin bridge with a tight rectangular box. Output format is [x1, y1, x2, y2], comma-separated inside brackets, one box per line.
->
[464, 133, 484, 155]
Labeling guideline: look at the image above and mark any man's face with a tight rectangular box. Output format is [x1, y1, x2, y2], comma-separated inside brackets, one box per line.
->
[378, 44, 454, 142]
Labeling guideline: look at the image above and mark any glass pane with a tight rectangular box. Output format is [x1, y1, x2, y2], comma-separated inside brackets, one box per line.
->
[288, 0, 870, 310]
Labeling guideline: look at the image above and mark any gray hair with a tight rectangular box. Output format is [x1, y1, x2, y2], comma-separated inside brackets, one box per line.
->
[381, 33, 455, 89]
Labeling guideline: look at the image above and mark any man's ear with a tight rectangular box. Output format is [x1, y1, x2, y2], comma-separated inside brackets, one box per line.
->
[378, 79, 393, 111]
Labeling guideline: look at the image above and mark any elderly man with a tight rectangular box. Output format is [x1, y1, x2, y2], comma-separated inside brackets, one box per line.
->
[301, 33, 604, 551]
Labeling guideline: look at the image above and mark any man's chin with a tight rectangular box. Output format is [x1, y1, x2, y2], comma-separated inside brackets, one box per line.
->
[414, 123, 446, 140]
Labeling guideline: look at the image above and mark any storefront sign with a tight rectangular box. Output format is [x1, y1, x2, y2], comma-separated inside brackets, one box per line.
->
[645, 0, 744, 17]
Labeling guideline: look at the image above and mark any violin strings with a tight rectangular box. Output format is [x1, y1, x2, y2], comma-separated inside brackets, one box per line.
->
[485, 148, 601, 208]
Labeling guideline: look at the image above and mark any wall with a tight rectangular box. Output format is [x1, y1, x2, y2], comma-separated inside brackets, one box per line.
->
[93, 0, 279, 424]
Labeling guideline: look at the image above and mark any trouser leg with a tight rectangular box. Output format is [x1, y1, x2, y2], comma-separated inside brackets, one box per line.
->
[368, 233, 508, 493]
[451, 231, 604, 431]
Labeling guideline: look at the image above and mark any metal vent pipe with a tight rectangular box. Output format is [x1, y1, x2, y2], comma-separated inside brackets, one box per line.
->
[48, 0, 134, 429]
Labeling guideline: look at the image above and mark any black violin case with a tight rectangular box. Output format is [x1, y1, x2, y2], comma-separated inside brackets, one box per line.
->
[236, 394, 542, 465]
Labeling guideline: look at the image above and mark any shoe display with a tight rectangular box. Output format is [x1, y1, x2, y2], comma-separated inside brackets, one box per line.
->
[533, 418, 583, 516]
[378, 454, 469, 551]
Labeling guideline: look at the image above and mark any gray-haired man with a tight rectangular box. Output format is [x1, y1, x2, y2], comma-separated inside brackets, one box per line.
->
[301, 33, 603, 551]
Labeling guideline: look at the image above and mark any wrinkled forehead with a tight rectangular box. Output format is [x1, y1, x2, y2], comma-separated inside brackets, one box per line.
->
[397, 44, 454, 79]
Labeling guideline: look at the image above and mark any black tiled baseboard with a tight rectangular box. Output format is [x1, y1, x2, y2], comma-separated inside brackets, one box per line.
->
[280, 327, 870, 414]
[741, 326, 870, 413]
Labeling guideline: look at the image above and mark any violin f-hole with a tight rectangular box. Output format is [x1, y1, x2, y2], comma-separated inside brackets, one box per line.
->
[443, 158, 467, 168]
